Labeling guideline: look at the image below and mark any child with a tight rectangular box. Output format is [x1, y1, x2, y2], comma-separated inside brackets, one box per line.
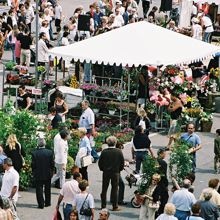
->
[214, 129, 220, 173]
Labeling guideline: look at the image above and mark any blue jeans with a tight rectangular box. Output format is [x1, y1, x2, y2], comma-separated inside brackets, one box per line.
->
[192, 153, 196, 173]
[63, 203, 72, 220]
[135, 151, 147, 173]
[203, 32, 212, 43]
[175, 210, 190, 220]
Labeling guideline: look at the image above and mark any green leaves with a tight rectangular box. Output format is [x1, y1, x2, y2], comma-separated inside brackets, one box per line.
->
[169, 139, 193, 183]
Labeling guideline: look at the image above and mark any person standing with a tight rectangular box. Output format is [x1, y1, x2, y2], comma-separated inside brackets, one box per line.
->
[0, 158, 19, 219]
[79, 100, 99, 162]
[156, 148, 169, 217]
[214, 129, 220, 173]
[75, 128, 92, 181]
[142, 0, 151, 18]
[48, 106, 62, 130]
[54, 0, 63, 33]
[51, 129, 69, 189]
[132, 125, 154, 174]
[5, 134, 25, 173]
[56, 172, 81, 220]
[31, 138, 54, 209]
[16, 85, 32, 110]
[198, 189, 220, 220]
[170, 179, 197, 220]
[186, 203, 204, 220]
[38, 32, 49, 67]
[98, 136, 124, 211]
[181, 123, 202, 173]
[54, 92, 68, 123]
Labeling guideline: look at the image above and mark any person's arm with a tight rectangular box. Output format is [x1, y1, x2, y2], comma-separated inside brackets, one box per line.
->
[61, 102, 68, 116]
[25, 96, 32, 110]
[56, 194, 64, 210]
[148, 146, 155, 158]
[190, 135, 202, 153]
[9, 186, 17, 200]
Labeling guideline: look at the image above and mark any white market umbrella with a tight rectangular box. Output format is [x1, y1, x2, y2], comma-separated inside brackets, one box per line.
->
[49, 21, 220, 67]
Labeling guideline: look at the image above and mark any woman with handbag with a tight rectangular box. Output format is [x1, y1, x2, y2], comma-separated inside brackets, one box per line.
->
[5, 134, 25, 173]
[139, 174, 161, 220]
[75, 128, 92, 181]
[73, 180, 95, 220]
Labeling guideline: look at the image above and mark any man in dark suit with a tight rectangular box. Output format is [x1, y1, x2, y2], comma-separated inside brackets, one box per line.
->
[98, 136, 124, 211]
[31, 138, 54, 209]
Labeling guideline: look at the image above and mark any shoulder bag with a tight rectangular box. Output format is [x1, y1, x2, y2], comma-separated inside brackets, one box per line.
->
[79, 194, 92, 216]
[148, 201, 160, 210]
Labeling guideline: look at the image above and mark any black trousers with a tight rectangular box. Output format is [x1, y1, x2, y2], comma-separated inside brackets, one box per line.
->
[101, 172, 119, 209]
[110, 175, 124, 203]
[35, 179, 51, 208]
[79, 166, 88, 181]
[142, 1, 150, 18]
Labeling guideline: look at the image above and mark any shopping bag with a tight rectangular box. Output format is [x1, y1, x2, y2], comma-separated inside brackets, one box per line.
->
[81, 155, 93, 167]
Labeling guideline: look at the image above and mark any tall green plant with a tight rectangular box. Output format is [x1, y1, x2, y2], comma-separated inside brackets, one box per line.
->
[138, 155, 159, 195]
[169, 139, 193, 183]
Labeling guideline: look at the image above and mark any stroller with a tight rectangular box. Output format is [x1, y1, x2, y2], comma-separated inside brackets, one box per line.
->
[124, 166, 143, 208]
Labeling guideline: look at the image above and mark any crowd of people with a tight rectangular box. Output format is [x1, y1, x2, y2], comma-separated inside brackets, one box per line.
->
[0, 0, 220, 220]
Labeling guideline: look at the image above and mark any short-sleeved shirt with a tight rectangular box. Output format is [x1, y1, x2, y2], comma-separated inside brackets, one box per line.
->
[181, 133, 201, 148]
[79, 108, 95, 130]
[0, 167, 19, 202]
[60, 179, 80, 204]
[73, 193, 95, 220]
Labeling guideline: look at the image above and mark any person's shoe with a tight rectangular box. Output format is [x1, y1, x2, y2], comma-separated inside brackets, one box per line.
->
[112, 207, 122, 211]
[45, 203, 51, 207]
[118, 201, 127, 205]
[38, 205, 44, 209]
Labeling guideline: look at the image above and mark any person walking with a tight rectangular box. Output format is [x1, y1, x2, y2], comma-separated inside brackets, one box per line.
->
[31, 138, 54, 209]
[51, 129, 69, 189]
[5, 134, 25, 173]
[0, 158, 19, 219]
[98, 136, 124, 211]
[16, 84, 32, 110]
[38, 32, 49, 67]
[186, 203, 205, 220]
[56, 172, 81, 220]
[181, 123, 202, 173]
[73, 180, 95, 220]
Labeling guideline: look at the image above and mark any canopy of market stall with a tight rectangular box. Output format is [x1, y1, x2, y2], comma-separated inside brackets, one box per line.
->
[49, 21, 220, 67]
[193, 0, 220, 4]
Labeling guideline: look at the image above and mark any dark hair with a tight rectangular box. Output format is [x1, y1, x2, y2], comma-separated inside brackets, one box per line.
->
[18, 84, 25, 90]
[135, 125, 143, 134]
[73, 172, 81, 180]
[63, 32, 69, 38]
[191, 203, 201, 214]
[39, 32, 46, 39]
[78, 180, 88, 191]
[3, 158, 13, 166]
[50, 106, 56, 113]
[208, 178, 219, 188]
[216, 129, 220, 135]
[60, 130, 69, 139]
[185, 173, 195, 184]
[56, 92, 64, 99]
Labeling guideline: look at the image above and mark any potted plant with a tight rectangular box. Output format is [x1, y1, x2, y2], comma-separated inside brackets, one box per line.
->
[90, 103, 99, 114]
[200, 111, 213, 132]
[107, 102, 117, 115]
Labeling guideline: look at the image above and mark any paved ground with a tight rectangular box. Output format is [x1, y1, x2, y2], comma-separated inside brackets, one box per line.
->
[14, 113, 220, 220]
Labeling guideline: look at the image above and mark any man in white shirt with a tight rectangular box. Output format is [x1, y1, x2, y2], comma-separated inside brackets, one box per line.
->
[113, 8, 124, 27]
[38, 32, 49, 66]
[56, 172, 81, 220]
[0, 158, 19, 219]
[51, 130, 69, 189]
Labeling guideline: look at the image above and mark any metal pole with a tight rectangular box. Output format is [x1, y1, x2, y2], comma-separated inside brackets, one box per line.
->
[1, 65, 5, 108]
[35, 0, 39, 112]
[55, 56, 58, 82]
